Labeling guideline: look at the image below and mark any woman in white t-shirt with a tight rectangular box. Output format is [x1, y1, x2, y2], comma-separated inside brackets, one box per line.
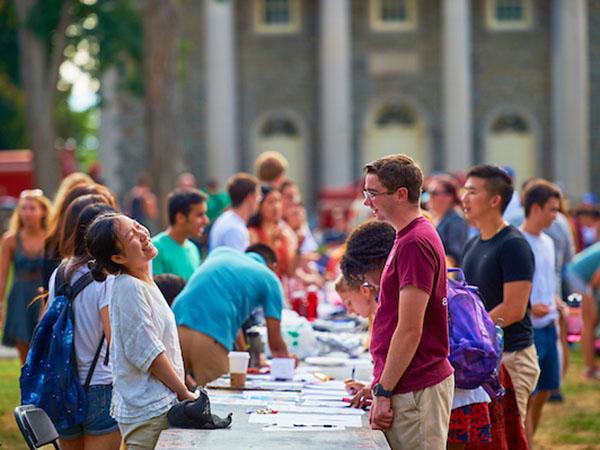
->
[49, 197, 121, 450]
[86, 212, 195, 450]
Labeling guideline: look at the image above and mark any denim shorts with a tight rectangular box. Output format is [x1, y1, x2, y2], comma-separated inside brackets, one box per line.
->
[59, 384, 119, 439]
[533, 325, 560, 394]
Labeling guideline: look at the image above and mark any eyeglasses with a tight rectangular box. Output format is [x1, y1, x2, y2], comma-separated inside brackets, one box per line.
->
[362, 189, 395, 201]
[361, 281, 378, 290]
[19, 189, 44, 199]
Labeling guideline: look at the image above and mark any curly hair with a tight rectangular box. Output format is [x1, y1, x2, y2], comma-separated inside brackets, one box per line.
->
[340, 220, 396, 283]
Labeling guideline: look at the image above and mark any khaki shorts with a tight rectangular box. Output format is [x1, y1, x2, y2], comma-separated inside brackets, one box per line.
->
[178, 326, 229, 386]
[502, 344, 540, 424]
[118, 413, 169, 450]
[384, 374, 454, 450]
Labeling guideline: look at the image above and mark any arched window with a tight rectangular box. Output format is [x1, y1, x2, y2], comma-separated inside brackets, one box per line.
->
[260, 118, 299, 137]
[375, 103, 417, 127]
[255, 113, 305, 195]
[364, 100, 427, 170]
[486, 112, 535, 187]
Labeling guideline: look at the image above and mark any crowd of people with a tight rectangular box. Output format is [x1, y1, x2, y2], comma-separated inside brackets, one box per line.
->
[0, 150, 599, 450]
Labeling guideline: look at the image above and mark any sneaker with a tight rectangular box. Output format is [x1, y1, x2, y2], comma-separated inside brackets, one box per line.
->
[583, 367, 600, 381]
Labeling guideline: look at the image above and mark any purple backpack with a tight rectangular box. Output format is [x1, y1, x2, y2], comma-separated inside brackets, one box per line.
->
[447, 268, 502, 391]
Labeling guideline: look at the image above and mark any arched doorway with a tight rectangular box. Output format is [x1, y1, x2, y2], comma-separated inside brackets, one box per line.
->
[254, 114, 305, 196]
[363, 100, 428, 171]
[485, 113, 535, 188]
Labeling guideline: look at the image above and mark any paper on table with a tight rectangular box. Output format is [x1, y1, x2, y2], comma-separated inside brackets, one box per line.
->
[249, 413, 363, 428]
[303, 380, 347, 391]
[268, 403, 365, 415]
[252, 381, 304, 391]
[209, 397, 269, 406]
[301, 388, 347, 397]
[242, 391, 300, 402]
[301, 399, 349, 408]
[262, 425, 346, 432]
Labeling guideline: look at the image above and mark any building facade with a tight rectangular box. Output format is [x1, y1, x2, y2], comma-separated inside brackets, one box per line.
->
[101, 0, 599, 205]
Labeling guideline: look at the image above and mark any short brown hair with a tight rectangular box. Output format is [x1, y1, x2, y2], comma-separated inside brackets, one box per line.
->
[364, 154, 423, 204]
[466, 164, 513, 213]
[227, 173, 259, 208]
[255, 151, 288, 183]
[523, 180, 561, 218]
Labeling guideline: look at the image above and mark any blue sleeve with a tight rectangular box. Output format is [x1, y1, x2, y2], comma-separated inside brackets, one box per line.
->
[261, 271, 284, 320]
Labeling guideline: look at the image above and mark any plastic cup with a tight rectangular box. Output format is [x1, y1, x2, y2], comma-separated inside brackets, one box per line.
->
[228, 351, 250, 388]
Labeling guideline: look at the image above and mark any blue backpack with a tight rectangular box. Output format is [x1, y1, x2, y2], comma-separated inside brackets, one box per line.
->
[20, 265, 105, 433]
[447, 268, 503, 395]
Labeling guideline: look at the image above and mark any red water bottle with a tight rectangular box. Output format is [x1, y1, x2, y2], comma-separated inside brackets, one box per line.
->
[306, 285, 319, 321]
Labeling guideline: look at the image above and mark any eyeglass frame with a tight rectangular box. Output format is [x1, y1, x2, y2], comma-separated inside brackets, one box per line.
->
[362, 189, 396, 201]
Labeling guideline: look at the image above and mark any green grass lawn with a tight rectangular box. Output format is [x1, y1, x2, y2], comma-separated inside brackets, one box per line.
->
[0, 349, 598, 449]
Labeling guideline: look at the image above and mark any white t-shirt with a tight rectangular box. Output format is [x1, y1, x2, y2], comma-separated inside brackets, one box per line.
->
[452, 387, 491, 410]
[48, 264, 113, 386]
[521, 230, 558, 329]
[109, 274, 184, 424]
[208, 210, 249, 252]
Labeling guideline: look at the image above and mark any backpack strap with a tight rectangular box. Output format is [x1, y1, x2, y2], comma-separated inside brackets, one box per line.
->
[84, 334, 105, 389]
[69, 272, 95, 300]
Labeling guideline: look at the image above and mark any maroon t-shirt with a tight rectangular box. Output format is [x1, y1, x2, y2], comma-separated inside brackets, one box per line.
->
[370, 216, 453, 394]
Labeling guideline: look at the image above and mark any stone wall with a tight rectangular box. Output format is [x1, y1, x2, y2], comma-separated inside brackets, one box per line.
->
[471, 0, 552, 178]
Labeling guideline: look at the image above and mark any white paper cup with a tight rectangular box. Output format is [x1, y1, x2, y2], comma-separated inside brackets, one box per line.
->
[228, 351, 250, 374]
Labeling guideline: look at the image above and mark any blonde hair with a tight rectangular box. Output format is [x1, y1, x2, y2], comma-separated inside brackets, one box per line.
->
[334, 273, 361, 294]
[254, 151, 288, 183]
[8, 190, 53, 233]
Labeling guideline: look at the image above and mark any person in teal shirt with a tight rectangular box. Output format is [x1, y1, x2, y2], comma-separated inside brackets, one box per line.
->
[172, 244, 291, 386]
[152, 189, 209, 281]
[566, 241, 600, 380]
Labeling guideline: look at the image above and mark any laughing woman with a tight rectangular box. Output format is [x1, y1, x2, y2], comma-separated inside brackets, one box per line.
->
[85, 213, 195, 450]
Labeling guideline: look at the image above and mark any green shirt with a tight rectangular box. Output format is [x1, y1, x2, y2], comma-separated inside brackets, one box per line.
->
[151, 232, 201, 281]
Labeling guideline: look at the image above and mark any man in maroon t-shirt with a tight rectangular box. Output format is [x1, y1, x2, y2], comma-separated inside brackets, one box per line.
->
[358, 154, 454, 449]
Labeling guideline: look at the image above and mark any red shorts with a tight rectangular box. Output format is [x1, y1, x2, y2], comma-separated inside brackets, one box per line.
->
[448, 402, 492, 444]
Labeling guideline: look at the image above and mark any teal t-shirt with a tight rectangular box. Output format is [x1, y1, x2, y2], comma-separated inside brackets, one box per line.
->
[567, 241, 600, 284]
[151, 232, 201, 281]
[172, 247, 283, 350]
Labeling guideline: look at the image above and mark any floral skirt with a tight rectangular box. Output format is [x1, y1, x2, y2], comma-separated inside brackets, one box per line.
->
[448, 402, 492, 444]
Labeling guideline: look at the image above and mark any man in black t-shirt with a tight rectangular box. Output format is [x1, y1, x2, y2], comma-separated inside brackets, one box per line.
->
[461, 164, 539, 426]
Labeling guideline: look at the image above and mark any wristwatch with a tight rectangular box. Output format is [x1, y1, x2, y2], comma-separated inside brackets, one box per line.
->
[372, 382, 393, 398]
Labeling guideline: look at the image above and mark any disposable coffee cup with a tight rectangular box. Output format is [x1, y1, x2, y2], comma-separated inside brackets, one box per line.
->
[228, 351, 250, 388]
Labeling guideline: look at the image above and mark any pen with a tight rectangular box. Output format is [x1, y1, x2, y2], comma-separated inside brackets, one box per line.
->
[351, 366, 356, 380]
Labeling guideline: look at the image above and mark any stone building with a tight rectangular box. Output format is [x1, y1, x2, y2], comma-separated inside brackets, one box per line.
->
[100, 0, 598, 205]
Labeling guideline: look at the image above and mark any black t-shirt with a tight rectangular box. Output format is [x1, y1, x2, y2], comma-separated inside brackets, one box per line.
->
[462, 225, 535, 352]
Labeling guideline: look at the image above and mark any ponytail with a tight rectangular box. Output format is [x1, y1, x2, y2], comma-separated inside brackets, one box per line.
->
[85, 213, 124, 282]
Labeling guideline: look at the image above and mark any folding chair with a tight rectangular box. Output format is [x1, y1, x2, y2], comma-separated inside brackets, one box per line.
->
[14, 405, 61, 449]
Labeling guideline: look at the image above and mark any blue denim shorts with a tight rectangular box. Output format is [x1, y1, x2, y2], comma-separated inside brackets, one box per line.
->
[59, 384, 119, 439]
[533, 325, 560, 394]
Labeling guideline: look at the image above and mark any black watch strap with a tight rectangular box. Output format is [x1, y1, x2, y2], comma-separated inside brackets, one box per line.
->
[373, 382, 393, 398]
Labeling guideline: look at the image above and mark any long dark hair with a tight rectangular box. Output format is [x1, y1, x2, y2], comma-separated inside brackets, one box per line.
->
[247, 185, 275, 228]
[59, 195, 112, 258]
[85, 213, 125, 281]
[66, 203, 116, 279]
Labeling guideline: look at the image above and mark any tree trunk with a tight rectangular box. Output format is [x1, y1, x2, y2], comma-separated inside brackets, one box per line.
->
[142, 0, 183, 226]
[14, 0, 70, 195]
